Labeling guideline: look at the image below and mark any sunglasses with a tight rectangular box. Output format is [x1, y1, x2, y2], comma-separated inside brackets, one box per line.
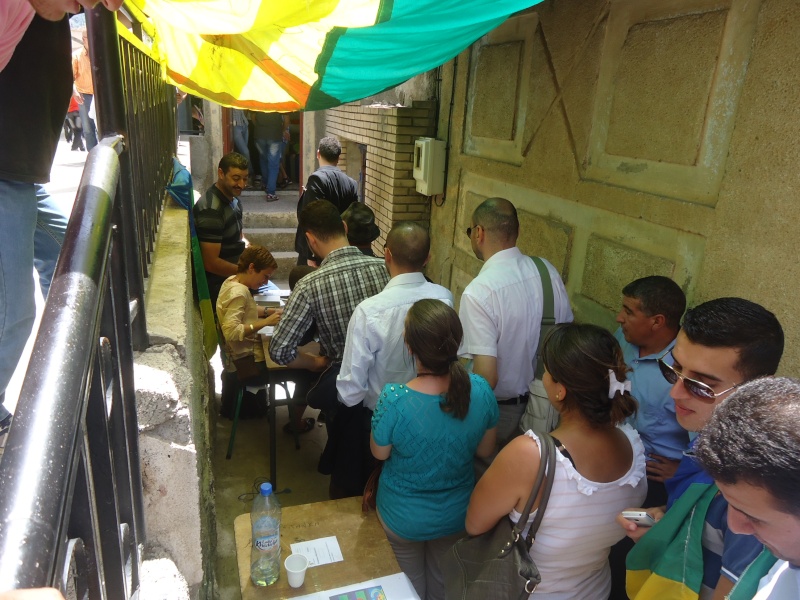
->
[657, 351, 739, 402]
[466, 224, 484, 238]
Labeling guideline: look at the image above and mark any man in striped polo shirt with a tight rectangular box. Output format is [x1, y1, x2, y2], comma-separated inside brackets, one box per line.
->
[193, 152, 249, 307]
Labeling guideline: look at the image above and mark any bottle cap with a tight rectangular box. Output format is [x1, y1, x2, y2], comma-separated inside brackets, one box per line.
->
[259, 482, 273, 496]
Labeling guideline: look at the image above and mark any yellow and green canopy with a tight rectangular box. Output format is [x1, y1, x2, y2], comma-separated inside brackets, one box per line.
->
[129, 0, 543, 111]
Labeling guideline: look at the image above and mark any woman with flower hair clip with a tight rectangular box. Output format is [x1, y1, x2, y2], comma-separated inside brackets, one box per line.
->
[465, 323, 648, 599]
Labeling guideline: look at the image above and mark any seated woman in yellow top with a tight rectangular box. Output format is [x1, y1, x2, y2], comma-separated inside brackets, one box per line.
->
[216, 244, 281, 372]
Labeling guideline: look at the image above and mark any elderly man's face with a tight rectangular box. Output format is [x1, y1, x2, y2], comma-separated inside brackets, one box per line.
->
[28, 0, 123, 22]
[718, 479, 800, 567]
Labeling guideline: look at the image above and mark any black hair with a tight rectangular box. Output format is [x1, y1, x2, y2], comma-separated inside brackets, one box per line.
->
[622, 276, 686, 330]
[298, 200, 346, 242]
[386, 222, 430, 271]
[681, 297, 784, 380]
[317, 136, 342, 163]
[404, 299, 471, 420]
[218, 152, 249, 173]
[695, 377, 800, 518]
[542, 323, 637, 427]
[472, 197, 519, 242]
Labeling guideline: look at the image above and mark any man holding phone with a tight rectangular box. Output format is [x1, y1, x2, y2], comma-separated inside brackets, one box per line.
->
[617, 298, 784, 600]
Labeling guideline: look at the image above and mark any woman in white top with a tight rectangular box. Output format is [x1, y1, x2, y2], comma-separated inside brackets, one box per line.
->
[465, 323, 647, 599]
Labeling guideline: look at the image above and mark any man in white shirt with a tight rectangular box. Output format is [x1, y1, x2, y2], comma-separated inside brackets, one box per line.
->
[695, 377, 800, 600]
[338, 221, 453, 409]
[327, 222, 451, 498]
[459, 197, 573, 449]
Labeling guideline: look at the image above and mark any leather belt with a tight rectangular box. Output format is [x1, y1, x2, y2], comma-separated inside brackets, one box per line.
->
[497, 394, 529, 406]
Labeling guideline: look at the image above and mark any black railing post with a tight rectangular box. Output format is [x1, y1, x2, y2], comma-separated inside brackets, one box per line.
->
[87, 6, 149, 351]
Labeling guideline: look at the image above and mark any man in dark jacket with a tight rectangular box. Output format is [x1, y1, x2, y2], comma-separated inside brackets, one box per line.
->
[294, 136, 358, 265]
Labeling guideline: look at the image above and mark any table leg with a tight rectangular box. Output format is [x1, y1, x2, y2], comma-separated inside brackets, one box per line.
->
[269, 381, 277, 490]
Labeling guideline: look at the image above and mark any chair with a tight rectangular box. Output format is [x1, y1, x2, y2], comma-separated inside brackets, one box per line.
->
[219, 324, 307, 491]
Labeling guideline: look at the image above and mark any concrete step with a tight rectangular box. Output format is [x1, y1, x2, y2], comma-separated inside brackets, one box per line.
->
[245, 227, 296, 252]
[272, 251, 299, 281]
[242, 210, 298, 229]
[240, 189, 299, 228]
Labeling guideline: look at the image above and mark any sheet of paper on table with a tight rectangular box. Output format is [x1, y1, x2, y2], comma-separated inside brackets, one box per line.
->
[258, 326, 274, 336]
[290, 536, 343, 567]
[290, 572, 420, 600]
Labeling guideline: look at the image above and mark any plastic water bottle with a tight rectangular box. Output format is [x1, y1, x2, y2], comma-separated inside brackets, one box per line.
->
[250, 482, 281, 586]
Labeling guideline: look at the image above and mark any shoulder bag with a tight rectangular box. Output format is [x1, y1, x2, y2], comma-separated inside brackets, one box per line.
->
[442, 432, 557, 600]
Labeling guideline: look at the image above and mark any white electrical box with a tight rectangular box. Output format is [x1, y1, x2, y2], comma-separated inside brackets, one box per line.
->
[413, 137, 446, 196]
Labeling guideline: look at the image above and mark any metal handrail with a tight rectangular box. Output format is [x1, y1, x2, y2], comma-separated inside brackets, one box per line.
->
[0, 4, 175, 595]
[0, 137, 139, 592]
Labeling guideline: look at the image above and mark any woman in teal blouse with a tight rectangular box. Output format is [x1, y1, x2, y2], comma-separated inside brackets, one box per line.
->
[371, 299, 498, 600]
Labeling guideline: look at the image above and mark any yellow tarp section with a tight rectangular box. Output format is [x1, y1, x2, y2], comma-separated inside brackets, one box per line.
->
[130, 0, 381, 111]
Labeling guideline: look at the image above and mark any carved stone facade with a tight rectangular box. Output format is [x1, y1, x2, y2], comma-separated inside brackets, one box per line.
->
[428, 0, 800, 372]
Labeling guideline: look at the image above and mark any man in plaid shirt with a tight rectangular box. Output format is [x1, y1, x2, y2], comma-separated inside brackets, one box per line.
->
[271, 201, 388, 495]
[271, 199, 389, 367]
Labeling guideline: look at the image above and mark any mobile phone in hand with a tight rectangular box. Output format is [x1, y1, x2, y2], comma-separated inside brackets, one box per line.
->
[621, 510, 657, 527]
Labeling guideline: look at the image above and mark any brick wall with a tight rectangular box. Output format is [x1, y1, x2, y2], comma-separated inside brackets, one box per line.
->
[325, 101, 436, 250]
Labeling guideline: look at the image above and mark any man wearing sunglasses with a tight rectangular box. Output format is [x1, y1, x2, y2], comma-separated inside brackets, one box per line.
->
[457, 197, 572, 454]
[618, 297, 784, 600]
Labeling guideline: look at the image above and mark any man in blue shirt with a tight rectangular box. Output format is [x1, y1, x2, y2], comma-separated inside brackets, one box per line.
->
[609, 277, 688, 598]
[614, 276, 688, 506]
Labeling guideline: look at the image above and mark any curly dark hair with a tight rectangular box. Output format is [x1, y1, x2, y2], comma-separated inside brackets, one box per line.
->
[695, 377, 800, 518]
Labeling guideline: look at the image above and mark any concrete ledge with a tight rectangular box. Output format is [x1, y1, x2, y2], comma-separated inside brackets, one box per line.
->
[139, 196, 215, 598]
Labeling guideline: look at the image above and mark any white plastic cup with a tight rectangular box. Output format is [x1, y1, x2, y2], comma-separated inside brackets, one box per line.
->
[284, 553, 309, 588]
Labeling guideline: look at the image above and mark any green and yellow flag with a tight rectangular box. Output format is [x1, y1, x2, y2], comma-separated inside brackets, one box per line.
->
[127, 0, 545, 111]
[626, 483, 719, 600]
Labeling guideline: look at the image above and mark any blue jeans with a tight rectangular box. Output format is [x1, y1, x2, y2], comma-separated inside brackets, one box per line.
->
[232, 125, 251, 177]
[254, 138, 282, 194]
[78, 93, 98, 150]
[0, 180, 68, 418]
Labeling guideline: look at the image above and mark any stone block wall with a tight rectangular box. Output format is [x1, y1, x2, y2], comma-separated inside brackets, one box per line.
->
[324, 101, 437, 250]
[424, 0, 800, 373]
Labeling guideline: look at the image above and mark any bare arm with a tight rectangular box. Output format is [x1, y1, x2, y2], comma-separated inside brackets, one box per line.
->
[466, 435, 539, 535]
[472, 354, 498, 390]
[475, 427, 497, 458]
[711, 575, 735, 600]
[199, 241, 237, 278]
[370, 432, 392, 460]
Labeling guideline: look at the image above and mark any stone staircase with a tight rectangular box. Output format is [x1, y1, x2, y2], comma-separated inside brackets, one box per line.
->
[239, 186, 301, 284]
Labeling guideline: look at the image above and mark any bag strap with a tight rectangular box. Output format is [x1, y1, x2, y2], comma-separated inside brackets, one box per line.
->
[511, 432, 557, 548]
[530, 257, 555, 379]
